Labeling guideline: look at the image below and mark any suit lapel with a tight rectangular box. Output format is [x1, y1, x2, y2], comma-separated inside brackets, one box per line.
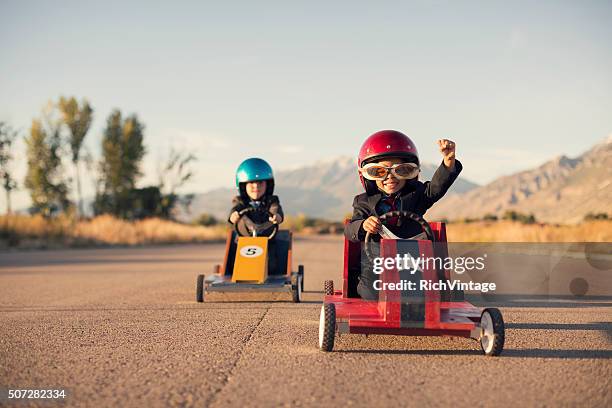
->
[399, 183, 422, 214]
[367, 193, 381, 215]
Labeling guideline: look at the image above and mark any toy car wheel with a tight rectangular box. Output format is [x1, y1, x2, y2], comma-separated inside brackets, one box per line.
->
[196, 274, 205, 303]
[480, 308, 505, 356]
[324, 280, 334, 296]
[291, 273, 302, 303]
[298, 265, 305, 292]
[318, 303, 336, 352]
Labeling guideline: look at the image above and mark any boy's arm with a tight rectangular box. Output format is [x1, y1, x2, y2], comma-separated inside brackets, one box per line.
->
[422, 159, 463, 208]
[227, 196, 247, 223]
[268, 196, 284, 221]
[345, 195, 371, 242]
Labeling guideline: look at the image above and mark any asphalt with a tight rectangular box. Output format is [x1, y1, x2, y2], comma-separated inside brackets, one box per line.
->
[1, 235, 611, 407]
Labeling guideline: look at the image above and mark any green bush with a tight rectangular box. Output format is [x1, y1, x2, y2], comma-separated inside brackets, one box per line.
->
[194, 213, 219, 226]
[502, 210, 536, 224]
[584, 212, 609, 221]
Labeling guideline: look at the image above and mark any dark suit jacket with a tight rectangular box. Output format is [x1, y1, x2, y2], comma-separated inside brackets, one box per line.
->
[227, 194, 284, 224]
[345, 160, 462, 242]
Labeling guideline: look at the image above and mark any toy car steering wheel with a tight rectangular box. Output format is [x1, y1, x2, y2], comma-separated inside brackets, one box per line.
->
[364, 210, 435, 262]
[234, 207, 279, 239]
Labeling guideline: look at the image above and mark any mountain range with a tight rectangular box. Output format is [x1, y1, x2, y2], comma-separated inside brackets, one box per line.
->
[182, 157, 478, 222]
[427, 135, 612, 223]
[184, 136, 611, 224]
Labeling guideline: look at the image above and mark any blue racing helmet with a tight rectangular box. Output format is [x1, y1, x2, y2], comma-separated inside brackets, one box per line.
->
[235, 158, 275, 196]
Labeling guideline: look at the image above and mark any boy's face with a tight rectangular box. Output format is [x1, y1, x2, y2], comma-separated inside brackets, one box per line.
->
[374, 158, 407, 195]
[246, 180, 267, 200]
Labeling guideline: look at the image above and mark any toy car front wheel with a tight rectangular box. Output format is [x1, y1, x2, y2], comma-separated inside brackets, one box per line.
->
[298, 265, 305, 292]
[291, 273, 302, 303]
[318, 303, 336, 352]
[480, 308, 504, 356]
[324, 280, 334, 296]
[196, 274, 205, 303]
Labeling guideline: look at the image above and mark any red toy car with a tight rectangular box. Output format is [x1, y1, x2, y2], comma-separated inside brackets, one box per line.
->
[318, 211, 505, 356]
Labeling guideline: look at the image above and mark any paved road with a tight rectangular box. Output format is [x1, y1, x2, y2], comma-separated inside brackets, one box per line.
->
[1, 236, 611, 407]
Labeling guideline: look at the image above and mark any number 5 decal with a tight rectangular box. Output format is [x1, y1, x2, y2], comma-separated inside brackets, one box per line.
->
[240, 245, 264, 258]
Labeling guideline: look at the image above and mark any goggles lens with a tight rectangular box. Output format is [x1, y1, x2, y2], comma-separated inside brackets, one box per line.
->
[361, 163, 419, 180]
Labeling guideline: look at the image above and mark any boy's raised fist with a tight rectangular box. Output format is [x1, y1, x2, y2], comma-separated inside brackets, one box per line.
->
[437, 139, 456, 169]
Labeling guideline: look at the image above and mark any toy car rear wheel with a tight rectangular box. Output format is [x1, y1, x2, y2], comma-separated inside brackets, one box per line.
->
[324, 280, 334, 296]
[291, 273, 302, 303]
[196, 274, 205, 303]
[298, 265, 305, 292]
[480, 308, 504, 356]
[318, 303, 336, 352]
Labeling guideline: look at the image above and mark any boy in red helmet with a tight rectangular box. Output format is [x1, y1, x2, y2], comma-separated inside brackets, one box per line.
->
[345, 130, 462, 300]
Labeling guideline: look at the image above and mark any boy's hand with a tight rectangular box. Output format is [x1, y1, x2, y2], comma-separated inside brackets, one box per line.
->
[229, 211, 240, 224]
[362, 216, 382, 234]
[437, 139, 456, 169]
[269, 214, 283, 224]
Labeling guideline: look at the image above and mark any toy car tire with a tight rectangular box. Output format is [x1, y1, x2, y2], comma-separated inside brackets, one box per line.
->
[298, 265, 305, 292]
[196, 274, 205, 303]
[324, 280, 334, 296]
[291, 273, 302, 303]
[480, 308, 505, 356]
[318, 303, 336, 352]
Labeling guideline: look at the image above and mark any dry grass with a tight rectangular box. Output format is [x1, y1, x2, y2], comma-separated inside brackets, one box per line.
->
[73, 215, 227, 245]
[446, 220, 612, 242]
[1, 215, 610, 249]
[0, 214, 227, 248]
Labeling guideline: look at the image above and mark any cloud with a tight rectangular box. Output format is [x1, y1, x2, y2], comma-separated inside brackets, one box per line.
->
[140, 129, 237, 194]
[508, 28, 527, 50]
[276, 145, 304, 154]
[456, 147, 558, 184]
[162, 128, 232, 150]
[476, 147, 550, 163]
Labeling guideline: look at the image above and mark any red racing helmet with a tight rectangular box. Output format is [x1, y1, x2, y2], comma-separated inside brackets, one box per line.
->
[357, 130, 419, 193]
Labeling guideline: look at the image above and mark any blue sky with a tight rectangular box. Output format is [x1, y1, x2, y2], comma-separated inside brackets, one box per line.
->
[1, 0, 610, 210]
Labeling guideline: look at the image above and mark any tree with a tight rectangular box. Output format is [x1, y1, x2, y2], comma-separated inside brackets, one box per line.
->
[157, 148, 197, 218]
[58, 96, 93, 217]
[159, 148, 197, 195]
[0, 122, 19, 214]
[95, 110, 145, 218]
[24, 119, 69, 216]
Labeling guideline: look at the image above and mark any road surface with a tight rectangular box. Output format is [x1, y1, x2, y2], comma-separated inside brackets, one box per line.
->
[1, 236, 611, 407]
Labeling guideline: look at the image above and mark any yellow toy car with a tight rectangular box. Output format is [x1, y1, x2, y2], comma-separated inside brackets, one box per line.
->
[196, 208, 304, 302]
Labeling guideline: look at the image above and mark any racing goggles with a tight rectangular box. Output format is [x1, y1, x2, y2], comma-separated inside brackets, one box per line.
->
[360, 162, 420, 181]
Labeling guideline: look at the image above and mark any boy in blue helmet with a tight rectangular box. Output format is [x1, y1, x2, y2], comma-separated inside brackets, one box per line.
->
[228, 158, 284, 237]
